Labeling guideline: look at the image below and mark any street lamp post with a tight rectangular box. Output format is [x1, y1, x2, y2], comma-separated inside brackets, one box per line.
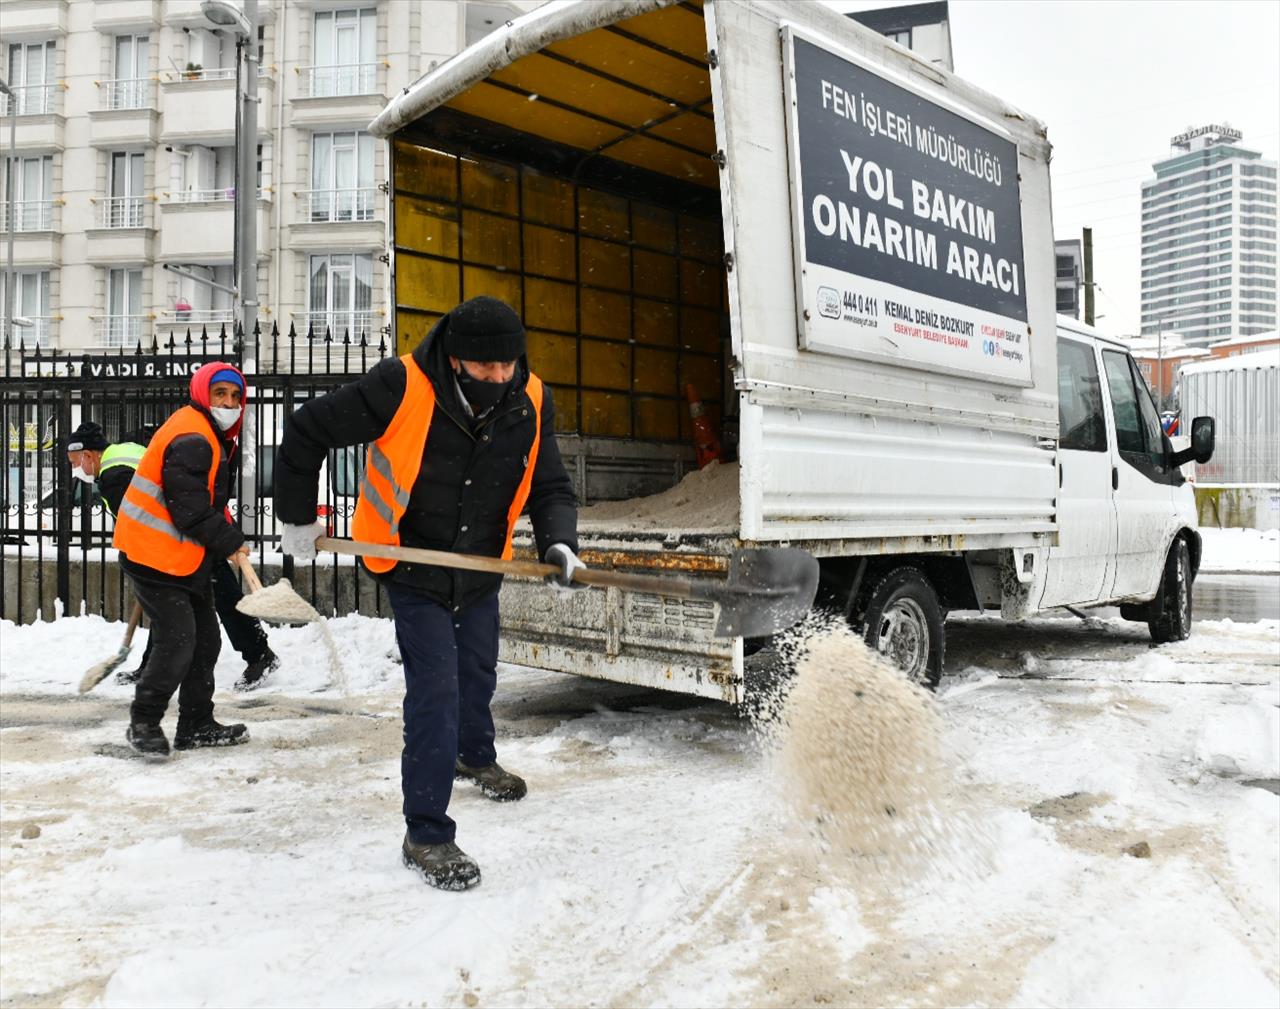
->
[1, 77, 16, 352]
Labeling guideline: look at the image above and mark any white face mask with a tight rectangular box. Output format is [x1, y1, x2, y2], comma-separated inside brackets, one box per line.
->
[71, 465, 94, 484]
[210, 406, 241, 431]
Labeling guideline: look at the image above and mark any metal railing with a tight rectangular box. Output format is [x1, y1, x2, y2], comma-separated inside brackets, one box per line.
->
[297, 187, 379, 222]
[295, 311, 380, 340]
[156, 308, 236, 326]
[101, 77, 155, 111]
[98, 196, 146, 228]
[0, 201, 55, 232]
[91, 315, 150, 348]
[0, 84, 59, 116]
[171, 66, 237, 82]
[166, 188, 235, 204]
[0, 317, 54, 347]
[296, 63, 379, 98]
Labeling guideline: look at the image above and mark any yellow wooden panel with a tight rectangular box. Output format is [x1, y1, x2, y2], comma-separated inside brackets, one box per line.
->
[581, 288, 630, 340]
[544, 33, 711, 106]
[523, 171, 575, 229]
[396, 255, 460, 314]
[615, 5, 710, 62]
[461, 158, 518, 214]
[579, 237, 630, 291]
[681, 307, 720, 354]
[462, 266, 522, 315]
[578, 188, 630, 241]
[461, 210, 520, 270]
[396, 310, 441, 356]
[633, 202, 676, 253]
[582, 390, 631, 437]
[549, 386, 578, 434]
[447, 84, 619, 153]
[633, 346, 678, 395]
[492, 52, 672, 130]
[581, 338, 630, 391]
[680, 258, 721, 308]
[633, 297, 676, 346]
[393, 141, 456, 200]
[523, 224, 575, 281]
[634, 395, 680, 442]
[633, 249, 677, 300]
[647, 111, 717, 154]
[680, 352, 721, 399]
[680, 215, 722, 261]
[525, 277, 576, 332]
[395, 196, 458, 258]
[606, 133, 719, 189]
[527, 329, 577, 385]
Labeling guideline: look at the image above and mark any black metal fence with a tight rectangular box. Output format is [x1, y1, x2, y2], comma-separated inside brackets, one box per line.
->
[1, 320, 392, 624]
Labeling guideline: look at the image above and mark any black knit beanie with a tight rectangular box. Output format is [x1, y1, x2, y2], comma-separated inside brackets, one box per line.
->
[442, 296, 526, 362]
[67, 421, 108, 452]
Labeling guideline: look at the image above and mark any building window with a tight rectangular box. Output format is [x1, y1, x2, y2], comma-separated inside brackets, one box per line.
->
[309, 8, 377, 97]
[109, 34, 151, 110]
[307, 253, 373, 337]
[308, 132, 375, 221]
[103, 268, 144, 347]
[5, 40, 57, 115]
[0, 270, 52, 346]
[106, 151, 146, 227]
[884, 28, 912, 48]
[2, 155, 54, 231]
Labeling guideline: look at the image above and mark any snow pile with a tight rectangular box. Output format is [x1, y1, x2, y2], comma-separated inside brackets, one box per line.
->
[577, 460, 740, 532]
[1193, 701, 1280, 779]
[1199, 527, 1280, 574]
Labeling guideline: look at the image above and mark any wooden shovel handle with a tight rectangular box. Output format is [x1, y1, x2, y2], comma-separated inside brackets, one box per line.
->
[233, 550, 265, 593]
[122, 600, 144, 646]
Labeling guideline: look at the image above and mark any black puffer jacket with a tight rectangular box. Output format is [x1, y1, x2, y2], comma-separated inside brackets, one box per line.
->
[121, 406, 245, 590]
[275, 316, 578, 611]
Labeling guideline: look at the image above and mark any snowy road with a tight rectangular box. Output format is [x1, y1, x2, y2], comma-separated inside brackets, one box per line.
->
[2, 608, 1278, 1008]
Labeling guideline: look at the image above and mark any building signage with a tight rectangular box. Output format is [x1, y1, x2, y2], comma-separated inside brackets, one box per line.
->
[1171, 124, 1243, 147]
[782, 28, 1031, 385]
[79, 355, 225, 380]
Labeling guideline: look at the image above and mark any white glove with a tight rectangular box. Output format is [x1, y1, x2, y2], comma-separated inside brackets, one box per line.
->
[281, 520, 325, 562]
[544, 543, 587, 591]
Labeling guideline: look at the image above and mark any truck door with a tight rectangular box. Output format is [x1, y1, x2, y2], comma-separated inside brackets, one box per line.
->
[1101, 349, 1177, 600]
[1041, 336, 1116, 608]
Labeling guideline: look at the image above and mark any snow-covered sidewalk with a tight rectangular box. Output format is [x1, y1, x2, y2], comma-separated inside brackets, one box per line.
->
[1199, 526, 1280, 575]
[2, 612, 1278, 1008]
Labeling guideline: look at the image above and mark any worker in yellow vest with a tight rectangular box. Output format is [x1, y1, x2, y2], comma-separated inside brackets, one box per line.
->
[274, 296, 582, 890]
[113, 362, 253, 759]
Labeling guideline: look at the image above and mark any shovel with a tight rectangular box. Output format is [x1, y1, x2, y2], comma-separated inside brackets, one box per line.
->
[233, 551, 322, 624]
[313, 536, 818, 638]
[79, 601, 144, 694]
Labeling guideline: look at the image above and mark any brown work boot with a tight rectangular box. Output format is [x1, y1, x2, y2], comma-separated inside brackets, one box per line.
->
[401, 834, 481, 891]
[455, 758, 527, 802]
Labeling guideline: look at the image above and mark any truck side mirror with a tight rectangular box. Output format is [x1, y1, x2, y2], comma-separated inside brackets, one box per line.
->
[1170, 416, 1215, 468]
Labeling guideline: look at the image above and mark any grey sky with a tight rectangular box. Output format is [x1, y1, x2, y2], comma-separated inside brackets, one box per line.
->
[824, 0, 1280, 335]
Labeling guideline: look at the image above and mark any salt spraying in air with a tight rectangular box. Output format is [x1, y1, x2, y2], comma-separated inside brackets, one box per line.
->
[237, 579, 349, 697]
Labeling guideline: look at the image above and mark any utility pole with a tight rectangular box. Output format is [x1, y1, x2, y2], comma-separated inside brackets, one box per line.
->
[238, 0, 259, 357]
[1082, 226, 1095, 327]
[2, 78, 16, 350]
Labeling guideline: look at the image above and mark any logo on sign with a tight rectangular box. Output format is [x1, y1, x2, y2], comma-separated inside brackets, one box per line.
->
[817, 286, 842, 319]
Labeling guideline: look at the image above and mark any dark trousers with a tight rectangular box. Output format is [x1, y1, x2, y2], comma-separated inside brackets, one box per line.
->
[137, 561, 270, 671]
[388, 586, 501, 846]
[129, 575, 221, 728]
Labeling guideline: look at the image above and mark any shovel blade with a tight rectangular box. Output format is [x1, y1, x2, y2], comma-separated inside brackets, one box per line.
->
[712, 547, 819, 639]
[78, 645, 132, 694]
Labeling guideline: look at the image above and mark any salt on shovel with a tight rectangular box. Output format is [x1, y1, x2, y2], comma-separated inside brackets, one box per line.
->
[78, 600, 143, 694]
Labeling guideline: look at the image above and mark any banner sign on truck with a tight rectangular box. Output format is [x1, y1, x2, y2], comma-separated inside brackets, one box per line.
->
[782, 28, 1032, 385]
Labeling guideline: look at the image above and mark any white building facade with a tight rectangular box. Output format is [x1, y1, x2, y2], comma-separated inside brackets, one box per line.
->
[1, 0, 537, 358]
[1139, 125, 1278, 347]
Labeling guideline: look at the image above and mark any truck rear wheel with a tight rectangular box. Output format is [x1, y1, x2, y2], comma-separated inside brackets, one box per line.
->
[858, 567, 944, 688]
[1149, 537, 1193, 644]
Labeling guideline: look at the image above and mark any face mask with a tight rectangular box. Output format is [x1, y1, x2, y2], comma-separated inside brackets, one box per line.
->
[456, 367, 510, 415]
[72, 465, 94, 485]
[210, 406, 241, 431]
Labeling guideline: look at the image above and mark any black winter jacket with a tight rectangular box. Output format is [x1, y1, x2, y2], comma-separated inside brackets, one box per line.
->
[274, 316, 578, 611]
[121, 407, 245, 591]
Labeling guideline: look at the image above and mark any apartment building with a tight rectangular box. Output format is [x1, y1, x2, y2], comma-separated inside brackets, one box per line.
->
[1139, 125, 1278, 347]
[1, 0, 538, 358]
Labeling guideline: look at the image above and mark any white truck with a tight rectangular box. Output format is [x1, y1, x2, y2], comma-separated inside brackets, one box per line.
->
[368, 0, 1214, 702]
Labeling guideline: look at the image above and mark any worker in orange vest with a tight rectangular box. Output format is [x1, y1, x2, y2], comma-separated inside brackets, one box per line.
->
[113, 362, 252, 759]
[274, 296, 582, 891]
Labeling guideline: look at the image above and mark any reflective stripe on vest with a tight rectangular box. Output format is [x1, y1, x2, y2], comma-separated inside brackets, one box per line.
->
[352, 354, 544, 574]
[99, 441, 145, 518]
[111, 406, 220, 576]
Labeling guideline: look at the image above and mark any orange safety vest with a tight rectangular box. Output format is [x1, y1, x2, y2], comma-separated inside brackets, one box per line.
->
[353, 354, 543, 573]
[112, 406, 221, 577]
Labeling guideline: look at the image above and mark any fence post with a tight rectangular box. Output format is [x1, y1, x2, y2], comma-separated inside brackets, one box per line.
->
[56, 386, 73, 616]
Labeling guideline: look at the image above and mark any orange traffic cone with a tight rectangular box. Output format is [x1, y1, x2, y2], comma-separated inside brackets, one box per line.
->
[685, 383, 723, 469]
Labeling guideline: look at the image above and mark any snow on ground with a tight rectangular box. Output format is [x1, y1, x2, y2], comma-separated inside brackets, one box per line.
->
[2, 611, 1278, 1008]
[1199, 526, 1280, 574]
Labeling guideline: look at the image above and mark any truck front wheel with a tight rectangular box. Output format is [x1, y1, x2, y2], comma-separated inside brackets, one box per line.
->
[1149, 537, 1193, 644]
[857, 567, 944, 688]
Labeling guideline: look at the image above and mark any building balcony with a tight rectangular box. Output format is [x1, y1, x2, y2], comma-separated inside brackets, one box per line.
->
[0, 200, 56, 234]
[90, 315, 152, 350]
[88, 79, 160, 147]
[1, 83, 61, 118]
[290, 188, 385, 251]
[92, 0, 160, 31]
[0, 316, 56, 349]
[85, 198, 155, 264]
[291, 63, 386, 126]
[155, 308, 236, 334]
[293, 311, 383, 342]
[159, 71, 276, 145]
[157, 194, 271, 264]
[0, 85, 66, 152]
[0, 0, 68, 36]
[0, 204, 61, 266]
